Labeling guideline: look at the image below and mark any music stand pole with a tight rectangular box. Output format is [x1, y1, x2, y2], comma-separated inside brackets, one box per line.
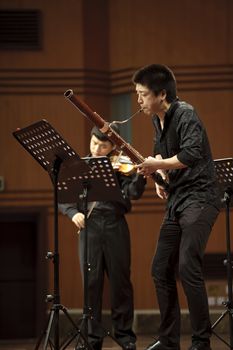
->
[50, 156, 62, 350]
[224, 189, 233, 347]
[79, 183, 90, 342]
[211, 158, 233, 349]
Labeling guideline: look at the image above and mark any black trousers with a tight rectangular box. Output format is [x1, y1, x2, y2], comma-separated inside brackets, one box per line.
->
[79, 212, 136, 346]
[152, 203, 219, 347]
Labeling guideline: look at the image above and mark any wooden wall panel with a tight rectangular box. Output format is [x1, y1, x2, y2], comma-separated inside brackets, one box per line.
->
[49, 213, 84, 308]
[128, 205, 165, 309]
[178, 90, 233, 158]
[0, 0, 84, 68]
[82, 0, 109, 70]
[109, 0, 233, 68]
[0, 94, 87, 190]
[230, 0, 233, 61]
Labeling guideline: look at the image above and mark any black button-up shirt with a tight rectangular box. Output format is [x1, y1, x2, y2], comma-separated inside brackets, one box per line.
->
[152, 99, 220, 218]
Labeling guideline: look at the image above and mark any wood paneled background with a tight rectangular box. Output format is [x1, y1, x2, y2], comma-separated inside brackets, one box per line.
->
[0, 0, 232, 317]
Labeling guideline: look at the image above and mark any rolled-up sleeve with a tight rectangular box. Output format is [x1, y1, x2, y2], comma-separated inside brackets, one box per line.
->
[59, 203, 78, 219]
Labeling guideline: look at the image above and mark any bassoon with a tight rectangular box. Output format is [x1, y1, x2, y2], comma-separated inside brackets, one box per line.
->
[64, 89, 169, 191]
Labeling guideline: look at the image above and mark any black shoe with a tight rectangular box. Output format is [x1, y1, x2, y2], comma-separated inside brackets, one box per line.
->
[123, 342, 136, 350]
[74, 344, 86, 350]
[91, 342, 102, 350]
[74, 342, 102, 350]
[188, 342, 211, 350]
[145, 340, 180, 350]
[74, 345, 86, 350]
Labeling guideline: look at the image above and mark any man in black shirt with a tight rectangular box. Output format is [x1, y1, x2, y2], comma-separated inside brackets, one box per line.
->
[133, 64, 220, 350]
[59, 125, 146, 350]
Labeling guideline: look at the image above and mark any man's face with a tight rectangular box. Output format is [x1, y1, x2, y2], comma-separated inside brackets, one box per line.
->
[135, 83, 164, 116]
[90, 134, 114, 157]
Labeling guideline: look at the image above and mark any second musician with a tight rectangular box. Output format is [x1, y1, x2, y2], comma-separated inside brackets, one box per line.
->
[59, 124, 146, 350]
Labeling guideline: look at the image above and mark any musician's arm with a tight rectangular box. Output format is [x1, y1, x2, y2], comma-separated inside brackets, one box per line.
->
[137, 155, 187, 177]
[155, 154, 167, 178]
[155, 155, 187, 170]
[59, 203, 84, 230]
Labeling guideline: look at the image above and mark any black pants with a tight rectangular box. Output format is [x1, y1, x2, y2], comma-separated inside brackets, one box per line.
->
[152, 204, 219, 347]
[79, 212, 136, 346]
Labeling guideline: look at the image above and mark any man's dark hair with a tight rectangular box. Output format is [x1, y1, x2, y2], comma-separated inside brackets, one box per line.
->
[132, 64, 177, 103]
[90, 123, 119, 145]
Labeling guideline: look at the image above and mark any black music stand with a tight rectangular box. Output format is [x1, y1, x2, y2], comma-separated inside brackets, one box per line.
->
[13, 120, 91, 350]
[58, 156, 126, 350]
[211, 158, 233, 349]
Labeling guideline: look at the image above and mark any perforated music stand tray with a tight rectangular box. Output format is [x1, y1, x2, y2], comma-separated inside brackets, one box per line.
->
[57, 156, 124, 204]
[12, 119, 124, 205]
[12, 119, 90, 187]
[214, 157, 233, 207]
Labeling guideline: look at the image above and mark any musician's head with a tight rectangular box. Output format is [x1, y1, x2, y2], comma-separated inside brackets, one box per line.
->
[90, 123, 119, 157]
[132, 64, 177, 117]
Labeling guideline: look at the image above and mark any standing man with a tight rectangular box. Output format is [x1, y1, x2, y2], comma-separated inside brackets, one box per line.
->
[59, 124, 146, 350]
[133, 64, 220, 350]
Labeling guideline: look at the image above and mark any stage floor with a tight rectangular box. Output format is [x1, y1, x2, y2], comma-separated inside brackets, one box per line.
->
[0, 334, 230, 350]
